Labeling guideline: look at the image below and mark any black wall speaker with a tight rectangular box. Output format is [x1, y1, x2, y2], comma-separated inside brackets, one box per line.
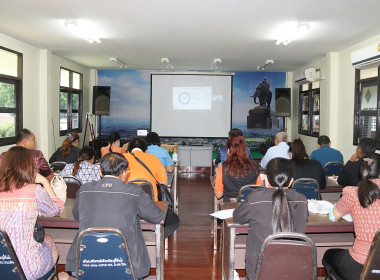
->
[92, 86, 111, 116]
[275, 88, 291, 117]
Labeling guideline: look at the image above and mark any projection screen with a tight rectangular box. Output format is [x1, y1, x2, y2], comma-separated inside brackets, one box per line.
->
[151, 73, 233, 138]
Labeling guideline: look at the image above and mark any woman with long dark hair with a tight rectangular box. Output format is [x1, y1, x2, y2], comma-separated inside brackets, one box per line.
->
[214, 136, 261, 202]
[291, 138, 326, 189]
[323, 154, 380, 280]
[233, 158, 308, 280]
[100, 132, 126, 158]
[0, 146, 64, 280]
[49, 132, 80, 164]
[60, 146, 100, 184]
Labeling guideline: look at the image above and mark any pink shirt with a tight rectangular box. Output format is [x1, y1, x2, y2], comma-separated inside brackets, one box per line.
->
[335, 180, 380, 264]
[0, 184, 64, 279]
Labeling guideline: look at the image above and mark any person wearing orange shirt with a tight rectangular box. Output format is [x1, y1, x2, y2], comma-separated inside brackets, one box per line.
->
[214, 136, 261, 202]
[123, 137, 167, 201]
[100, 132, 126, 158]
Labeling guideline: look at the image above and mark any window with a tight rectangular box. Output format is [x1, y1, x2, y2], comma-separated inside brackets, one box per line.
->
[0, 47, 23, 146]
[298, 82, 320, 137]
[353, 67, 380, 148]
[60, 68, 83, 135]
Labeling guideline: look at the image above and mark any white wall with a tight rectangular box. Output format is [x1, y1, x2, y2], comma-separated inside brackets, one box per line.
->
[0, 32, 93, 159]
[291, 33, 380, 162]
[0, 33, 42, 154]
[48, 54, 92, 157]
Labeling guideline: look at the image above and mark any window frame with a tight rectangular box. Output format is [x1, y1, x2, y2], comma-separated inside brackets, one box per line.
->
[353, 68, 380, 148]
[298, 83, 320, 137]
[0, 46, 23, 147]
[59, 67, 83, 136]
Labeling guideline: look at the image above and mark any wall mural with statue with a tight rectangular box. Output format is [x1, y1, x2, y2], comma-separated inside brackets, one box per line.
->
[97, 70, 286, 154]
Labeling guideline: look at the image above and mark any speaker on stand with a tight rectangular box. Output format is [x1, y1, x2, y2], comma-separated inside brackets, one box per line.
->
[92, 86, 111, 138]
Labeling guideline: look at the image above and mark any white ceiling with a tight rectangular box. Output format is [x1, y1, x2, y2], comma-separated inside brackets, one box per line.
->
[1, 0, 380, 72]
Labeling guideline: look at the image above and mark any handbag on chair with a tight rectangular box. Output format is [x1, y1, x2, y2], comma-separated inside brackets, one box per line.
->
[50, 175, 68, 203]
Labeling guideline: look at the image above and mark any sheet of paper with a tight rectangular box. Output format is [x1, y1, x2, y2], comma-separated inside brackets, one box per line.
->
[308, 200, 334, 214]
[342, 214, 353, 222]
[210, 209, 234, 219]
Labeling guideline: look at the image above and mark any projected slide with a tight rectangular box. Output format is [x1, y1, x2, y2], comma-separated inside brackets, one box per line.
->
[151, 74, 232, 137]
[173, 87, 212, 110]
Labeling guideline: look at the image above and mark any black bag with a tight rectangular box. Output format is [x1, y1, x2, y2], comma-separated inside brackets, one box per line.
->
[132, 153, 174, 206]
[164, 208, 180, 239]
[157, 183, 174, 206]
[33, 223, 44, 243]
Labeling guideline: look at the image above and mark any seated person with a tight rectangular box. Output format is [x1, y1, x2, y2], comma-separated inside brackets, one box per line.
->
[214, 128, 252, 165]
[100, 132, 126, 158]
[65, 153, 164, 279]
[233, 158, 308, 280]
[323, 154, 380, 280]
[0, 146, 64, 280]
[291, 138, 326, 189]
[310, 135, 344, 168]
[123, 138, 168, 201]
[60, 146, 100, 184]
[0, 128, 53, 181]
[260, 132, 290, 169]
[338, 138, 376, 186]
[49, 132, 80, 164]
[214, 136, 261, 202]
[146, 132, 174, 173]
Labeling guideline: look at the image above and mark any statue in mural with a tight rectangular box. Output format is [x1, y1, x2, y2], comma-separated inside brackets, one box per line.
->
[250, 78, 272, 107]
[247, 78, 272, 129]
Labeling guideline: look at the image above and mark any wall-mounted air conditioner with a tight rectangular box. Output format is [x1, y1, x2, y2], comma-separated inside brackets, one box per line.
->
[351, 42, 380, 69]
[295, 68, 317, 83]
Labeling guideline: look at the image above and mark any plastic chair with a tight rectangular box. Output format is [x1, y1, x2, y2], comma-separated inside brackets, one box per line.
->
[324, 161, 344, 176]
[0, 229, 56, 280]
[127, 178, 155, 200]
[63, 176, 82, 199]
[76, 227, 136, 280]
[360, 228, 380, 280]
[254, 232, 317, 280]
[292, 178, 321, 200]
[237, 184, 263, 202]
[50, 161, 67, 172]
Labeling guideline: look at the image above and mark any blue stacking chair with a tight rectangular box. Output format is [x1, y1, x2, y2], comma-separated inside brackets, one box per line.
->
[127, 178, 155, 201]
[292, 178, 320, 200]
[359, 228, 380, 280]
[76, 228, 136, 280]
[50, 161, 67, 172]
[324, 161, 344, 177]
[0, 229, 56, 280]
[254, 232, 317, 280]
[63, 176, 82, 199]
[237, 184, 263, 202]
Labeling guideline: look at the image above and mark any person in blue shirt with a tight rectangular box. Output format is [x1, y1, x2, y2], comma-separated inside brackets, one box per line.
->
[146, 132, 174, 173]
[214, 128, 252, 165]
[310, 135, 343, 168]
[260, 132, 290, 169]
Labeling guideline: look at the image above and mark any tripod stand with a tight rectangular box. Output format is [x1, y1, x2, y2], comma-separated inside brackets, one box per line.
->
[83, 112, 97, 150]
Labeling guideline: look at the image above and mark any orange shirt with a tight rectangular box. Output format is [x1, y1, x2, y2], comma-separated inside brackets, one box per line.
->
[123, 150, 167, 201]
[101, 144, 126, 158]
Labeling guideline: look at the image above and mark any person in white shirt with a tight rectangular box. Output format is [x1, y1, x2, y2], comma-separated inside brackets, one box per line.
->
[260, 132, 290, 169]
